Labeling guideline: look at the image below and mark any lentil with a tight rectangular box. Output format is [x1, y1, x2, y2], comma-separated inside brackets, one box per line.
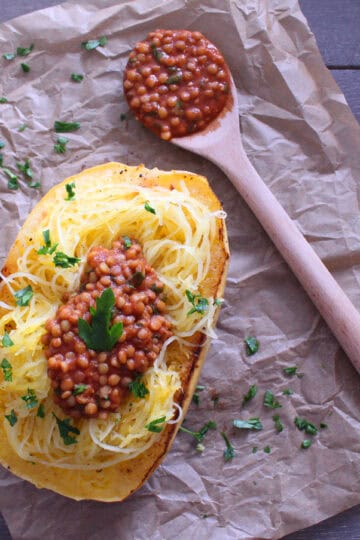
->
[44, 237, 172, 418]
[124, 29, 230, 140]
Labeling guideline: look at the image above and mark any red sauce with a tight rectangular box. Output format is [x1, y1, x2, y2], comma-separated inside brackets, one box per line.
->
[43, 238, 172, 419]
[123, 29, 230, 140]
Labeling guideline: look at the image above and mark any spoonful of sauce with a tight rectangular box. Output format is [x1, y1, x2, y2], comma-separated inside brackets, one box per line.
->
[124, 29, 360, 374]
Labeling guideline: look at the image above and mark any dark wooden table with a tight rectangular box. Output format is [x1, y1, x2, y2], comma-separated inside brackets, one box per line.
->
[0, 1, 359, 538]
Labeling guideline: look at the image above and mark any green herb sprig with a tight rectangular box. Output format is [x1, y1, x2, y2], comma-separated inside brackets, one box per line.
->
[81, 36, 107, 51]
[185, 290, 209, 316]
[233, 417, 263, 431]
[37, 229, 58, 255]
[180, 420, 217, 443]
[53, 413, 80, 445]
[221, 432, 235, 462]
[129, 377, 149, 398]
[145, 416, 166, 433]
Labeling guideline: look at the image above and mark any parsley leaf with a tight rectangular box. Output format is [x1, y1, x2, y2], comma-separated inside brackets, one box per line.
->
[221, 431, 235, 462]
[14, 285, 33, 306]
[129, 376, 149, 398]
[21, 388, 38, 409]
[16, 159, 33, 179]
[17, 44, 34, 56]
[192, 384, 205, 406]
[144, 201, 156, 214]
[294, 417, 318, 436]
[53, 413, 80, 445]
[37, 229, 58, 255]
[242, 384, 257, 406]
[283, 366, 302, 377]
[2, 332, 14, 347]
[0, 97, 8, 104]
[37, 404, 45, 418]
[81, 36, 108, 51]
[71, 73, 84, 83]
[185, 289, 209, 316]
[233, 417, 263, 431]
[0, 359, 12, 381]
[320, 422, 328, 429]
[78, 288, 123, 352]
[0, 141, 5, 149]
[122, 235, 132, 249]
[301, 439, 312, 449]
[145, 416, 166, 433]
[263, 390, 282, 409]
[5, 409, 17, 426]
[0, 155, 3, 167]
[264, 445, 271, 454]
[65, 182, 76, 201]
[165, 73, 182, 85]
[54, 136, 68, 154]
[245, 336, 259, 355]
[18, 124, 27, 132]
[3, 53, 16, 61]
[53, 252, 81, 268]
[127, 271, 145, 288]
[283, 388, 293, 396]
[272, 414, 284, 433]
[180, 420, 217, 442]
[21, 63, 30, 73]
[252, 446, 258, 454]
[2, 168, 19, 190]
[151, 43, 164, 62]
[73, 384, 88, 396]
[54, 121, 80, 133]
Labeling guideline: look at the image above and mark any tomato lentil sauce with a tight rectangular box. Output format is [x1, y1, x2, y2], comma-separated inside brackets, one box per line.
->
[123, 29, 230, 140]
[43, 238, 172, 419]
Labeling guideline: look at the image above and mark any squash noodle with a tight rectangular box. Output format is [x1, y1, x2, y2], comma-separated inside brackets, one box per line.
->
[0, 173, 225, 469]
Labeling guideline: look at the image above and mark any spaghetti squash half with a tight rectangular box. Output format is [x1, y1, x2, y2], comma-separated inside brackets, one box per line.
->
[0, 162, 229, 501]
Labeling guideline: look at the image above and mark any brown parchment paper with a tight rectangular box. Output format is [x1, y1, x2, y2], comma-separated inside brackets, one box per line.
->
[1, 0, 360, 538]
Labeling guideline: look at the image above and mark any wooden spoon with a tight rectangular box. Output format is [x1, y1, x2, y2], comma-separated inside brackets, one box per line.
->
[172, 74, 360, 373]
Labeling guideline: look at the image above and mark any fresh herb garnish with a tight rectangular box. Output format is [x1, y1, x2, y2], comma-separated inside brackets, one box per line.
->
[53, 252, 81, 268]
[0, 97, 8, 104]
[263, 390, 282, 409]
[21, 63, 30, 73]
[37, 229, 58, 255]
[242, 384, 257, 406]
[17, 44, 34, 56]
[54, 136, 68, 154]
[71, 73, 84, 83]
[29, 179, 40, 189]
[301, 439, 312, 449]
[192, 385, 205, 406]
[122, 235, 132, 249]
[233, 417, 263, 431]
[5, 409, 17, 426]
[78, 288, 123, 352]
[264, 445, 271, 454]
[151, 43, 164, 62]
[165, 73, 182, 85]
[18, 124, 27, 132]
[0, 141, 5, 149]
[54, 121, 80, 133]
[129, 376, 149, 398]
[272, 414, 284, 433]
[53, 413, 80, 445]
[2, 332, 14, 347]
[127, 271, 145, 288]
[145, 415, 166, 433]
[65, 182, 76, 201]
[81, 36, 108, 51]
[0, 359, 12, 381]
[221, 432, 235, 462]
[283, 388, 293, 396]
[16, 159, 33, 179]
[252, 446, 258, 454]
[283, 366, 302, 377]
[245, 336, 259, 355]
[213, 298, 224, 306]
[73, 384, 88, 396]
[179, 420, 217, 442]
[2, 168, 19, 190]
[175, 98, 183, 110]
[144, 201, 156, 214]
[294, 417, 318, 436]
[0, 155, 3, 167]
[320, 422, 328, 429]
[14, 285, 33, 306]
[3, 53, 16, 61]
[21, 388, 38, 409]
[185, 289, 209, 316]
[36, 404, 45, 418]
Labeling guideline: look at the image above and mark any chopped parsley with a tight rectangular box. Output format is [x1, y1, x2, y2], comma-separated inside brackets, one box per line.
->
[213, 298, 224, 306]
[252, 446, 258, 454]
[21, 388, 38, 409]
[192, 384, 205, 406]
[283, 366, 303, 377]
[244, 336, 259, 355]
[5, 409, 17, 426]
[294, 417, 318, 436]
[122, 235, 132, 249]
[73, 384, 88, 396]
[71, 73, 84, 83]
[78, 288, 123, 351]
[263, 390, 282, 409]
[272, 414, 284, 433]
[0, 141, 5, 149]
[127, 271, 145, 288]
[65, 182, 76, 201]
[21, 63, 30, 73]
[233, 417, 263, 431]
[0, 97, 8, 103]
[81, 36, 108, 51]
[165, 73, 182, 85]
[37, 229, 58, 255]
[129, 376, 149, 398]
[151, 43, 164, 62]
[144, 201, 156, 214]
[0, 155, 3, 167]
[0, 359, 12, 381]
[3, 53, 16, 61]
[242, 384, 257, 406]
[54, 136, 68, 154]
[53, 413, 80, 445]
[2, 332, 14, 347]
[54, 121, 80, 133]
[145, 416, 166, 433]
[283, 388, 293, 396]
[2, 168, 19, 190]
[320, 422, 328, 429]
[179, 420, 217, 442]
[185, 289, 209, 316]
[53, 252, 81, 268]
[18, 124, 27, 132]
[16, 159, 33, 179]
[17, 44, 34, 56]
[14, 285, 33, 306]
[301, 439, 312, 449]
[36, 404, 45, 418]
[221, 432, 235, 462]
[264, 445, 271, 454]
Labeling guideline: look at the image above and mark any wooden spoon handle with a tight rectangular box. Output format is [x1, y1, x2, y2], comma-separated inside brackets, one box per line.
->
[217, 144, 360, 373]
